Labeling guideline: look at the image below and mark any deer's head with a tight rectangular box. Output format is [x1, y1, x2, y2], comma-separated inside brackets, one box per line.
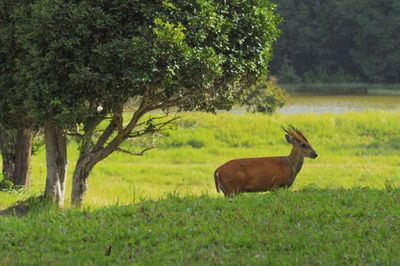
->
[283, 126, 318, 159]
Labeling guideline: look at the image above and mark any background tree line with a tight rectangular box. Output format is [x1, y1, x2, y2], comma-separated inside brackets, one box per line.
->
[270, 0, 400, 85]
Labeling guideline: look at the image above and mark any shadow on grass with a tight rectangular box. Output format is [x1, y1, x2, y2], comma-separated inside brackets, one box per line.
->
[1, 185, 398, 217]
[0, 196, 56, 217]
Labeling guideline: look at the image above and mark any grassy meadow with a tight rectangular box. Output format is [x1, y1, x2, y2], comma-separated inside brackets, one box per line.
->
[1, 189, 399, 264]
[2, 110, 399, 209]
[0, 111, 399, 264]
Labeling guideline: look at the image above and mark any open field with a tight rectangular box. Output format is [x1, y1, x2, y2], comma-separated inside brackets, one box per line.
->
[1, 111, 399, 209]
[0, 111, 399, 264]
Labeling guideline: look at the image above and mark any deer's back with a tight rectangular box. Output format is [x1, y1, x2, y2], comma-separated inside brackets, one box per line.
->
[216, 156, 289, 192]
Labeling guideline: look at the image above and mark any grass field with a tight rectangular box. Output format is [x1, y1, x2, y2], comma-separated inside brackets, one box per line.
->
[0, 189, 399, 264]
[0, 111, 399, 264]
[2, 110, 399, 209]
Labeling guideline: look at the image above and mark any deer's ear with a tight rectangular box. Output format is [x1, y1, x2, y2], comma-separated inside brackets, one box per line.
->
[285, 134, 294, 144]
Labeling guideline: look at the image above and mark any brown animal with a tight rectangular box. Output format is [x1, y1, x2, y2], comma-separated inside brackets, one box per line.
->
[214, 126, 317, 196]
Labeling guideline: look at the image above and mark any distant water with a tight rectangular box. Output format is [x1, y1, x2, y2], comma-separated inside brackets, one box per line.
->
[279, 94, 400, 114]
[231, 94, 400, 114]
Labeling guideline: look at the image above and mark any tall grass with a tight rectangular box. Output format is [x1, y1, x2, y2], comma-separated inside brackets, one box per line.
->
[1, 111, 399, 209]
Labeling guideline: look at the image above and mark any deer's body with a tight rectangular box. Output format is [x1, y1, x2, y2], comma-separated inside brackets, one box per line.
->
[214, 126, 317, 196]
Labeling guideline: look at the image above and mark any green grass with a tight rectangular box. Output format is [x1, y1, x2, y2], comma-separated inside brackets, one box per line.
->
[1, 111, 399, 208]
[0, 111, 399, 264]
[0, 189, 399, 264]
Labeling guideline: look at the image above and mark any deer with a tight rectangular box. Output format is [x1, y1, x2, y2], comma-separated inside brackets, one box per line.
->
[214, 126, 317, 197]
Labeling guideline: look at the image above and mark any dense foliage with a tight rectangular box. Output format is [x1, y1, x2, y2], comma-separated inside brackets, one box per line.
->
[270, 0, 400, 84]
[1, 0, 281, 205]
[10, 0, 280, 128]
[242, 77, 286, 113]
[0, 0, 19, 126]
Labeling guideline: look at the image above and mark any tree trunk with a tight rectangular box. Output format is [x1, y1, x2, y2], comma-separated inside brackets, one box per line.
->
[70, 104, 144, 207]
[0, 127, 16, 182]
[13, 127, 33, 186]
[1, 151, 16, 182]
[71, 155, 97, 207]
[44, 123, 68, 207]
[0, 125, 33, 187]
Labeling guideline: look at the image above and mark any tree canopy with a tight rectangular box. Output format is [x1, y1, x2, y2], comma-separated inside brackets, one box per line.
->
[1, 0, 281, 206]
[12, 0, 280, 128]
[0, 0, 31, 128]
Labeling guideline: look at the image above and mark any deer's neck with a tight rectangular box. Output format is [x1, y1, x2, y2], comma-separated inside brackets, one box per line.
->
[286, 147, 304, 186]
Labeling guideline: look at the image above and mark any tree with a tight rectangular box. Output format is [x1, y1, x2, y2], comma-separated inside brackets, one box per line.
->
[340, 0, 400, 83]
[0, 0, 34, 188]
[270, 0, 400, 84]
[242, 77, 287, 114]
[13, 0, 280, 206]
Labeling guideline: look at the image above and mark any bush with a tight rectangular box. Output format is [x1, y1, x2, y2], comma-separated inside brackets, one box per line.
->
[242, 77, 287, 114]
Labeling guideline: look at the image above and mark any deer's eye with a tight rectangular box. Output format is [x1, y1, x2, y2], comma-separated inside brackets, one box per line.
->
[301, 143, 307, 148]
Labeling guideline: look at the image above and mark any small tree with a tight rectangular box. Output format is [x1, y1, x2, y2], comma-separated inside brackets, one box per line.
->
[13, 0, 280, 206]
[242, 77, 287, 114]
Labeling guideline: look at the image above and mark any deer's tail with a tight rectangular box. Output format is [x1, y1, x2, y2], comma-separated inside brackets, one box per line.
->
[214, 171, 221, 193]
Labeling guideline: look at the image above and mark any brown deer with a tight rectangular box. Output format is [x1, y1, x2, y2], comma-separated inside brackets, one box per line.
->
[214, 126, 317, 196]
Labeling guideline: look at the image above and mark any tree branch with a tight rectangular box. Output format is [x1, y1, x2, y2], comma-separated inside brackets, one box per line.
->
[151, 93, 192, 110]
[65, 132, 84, 138]
[115, 146, 156, 156]
[65, 123, 84, 138]
[93, 104, 123, 151]
[92, 89, 151, 161]
[134, 114, 170, 128]
[90, 86, 183, 162]
[128, 116, 180, 138]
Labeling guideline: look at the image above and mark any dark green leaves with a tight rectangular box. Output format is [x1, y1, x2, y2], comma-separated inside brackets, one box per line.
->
[270, 0, 400, 84]
[1, 0, 280, 124]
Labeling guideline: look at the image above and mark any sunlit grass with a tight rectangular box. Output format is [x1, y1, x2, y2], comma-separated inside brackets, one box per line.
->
[1, 111, 398, 265]
[1, 111, 399, 209]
